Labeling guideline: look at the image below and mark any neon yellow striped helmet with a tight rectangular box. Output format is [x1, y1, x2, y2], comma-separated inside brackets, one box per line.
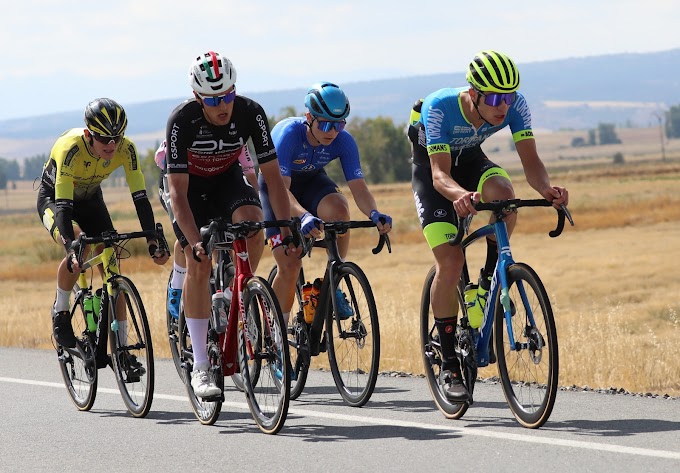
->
[84, 98, 127, 137]
[466, 50, 520, 93]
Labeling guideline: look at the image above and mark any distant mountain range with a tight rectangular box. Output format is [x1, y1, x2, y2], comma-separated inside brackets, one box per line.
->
[1, 48, 678, 160]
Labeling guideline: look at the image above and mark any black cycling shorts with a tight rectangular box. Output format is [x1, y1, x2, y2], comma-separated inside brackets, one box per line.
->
[171, 164, 261, 249]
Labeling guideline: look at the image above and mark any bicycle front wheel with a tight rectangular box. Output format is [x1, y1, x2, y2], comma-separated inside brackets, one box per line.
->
[58, 284, 98, 411]
[238, 276, 290, 434]
[495, 263, 558, 429]
[267, 265, 310, 400]
[108, 276, 154, 418]
[420, 266, 470, 419]
[326, 262, 379, 407]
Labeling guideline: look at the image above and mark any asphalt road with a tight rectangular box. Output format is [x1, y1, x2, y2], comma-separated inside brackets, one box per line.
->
[1, 347, 679, 472]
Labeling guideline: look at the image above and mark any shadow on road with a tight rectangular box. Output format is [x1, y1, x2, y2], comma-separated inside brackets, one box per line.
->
[542, 418, 680, 437]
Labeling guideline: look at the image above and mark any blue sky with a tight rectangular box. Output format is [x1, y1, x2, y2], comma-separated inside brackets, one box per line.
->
[1, 0, 679, 121]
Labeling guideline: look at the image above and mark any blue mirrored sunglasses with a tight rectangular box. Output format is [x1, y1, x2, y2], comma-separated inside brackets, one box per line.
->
[200, 90, 236, 107]
[479, 91, 517, 107]
[316, 119, 346, 133]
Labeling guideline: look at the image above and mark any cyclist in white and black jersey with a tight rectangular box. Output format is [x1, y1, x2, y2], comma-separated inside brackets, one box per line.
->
[165, 50, 295, 399]
[408, 51, 569, 402]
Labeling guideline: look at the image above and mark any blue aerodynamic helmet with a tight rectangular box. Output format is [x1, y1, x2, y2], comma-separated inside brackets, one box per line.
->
[304, 82, 350, 120]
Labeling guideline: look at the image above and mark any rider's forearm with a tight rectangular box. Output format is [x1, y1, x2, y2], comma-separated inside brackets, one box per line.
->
[347, 179, 378, 217]
[173, 201, 200, 247]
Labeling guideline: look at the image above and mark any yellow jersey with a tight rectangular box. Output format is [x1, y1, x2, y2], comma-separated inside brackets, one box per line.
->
[40, 128, 146, 201]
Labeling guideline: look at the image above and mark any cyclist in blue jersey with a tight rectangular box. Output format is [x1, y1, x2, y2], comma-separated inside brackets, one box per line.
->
[259, 82, 392, 326]
[408, 51, 569, 402]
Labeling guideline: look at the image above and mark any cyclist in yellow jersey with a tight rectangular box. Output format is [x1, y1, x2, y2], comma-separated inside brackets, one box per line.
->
[37, 98, 169, 349]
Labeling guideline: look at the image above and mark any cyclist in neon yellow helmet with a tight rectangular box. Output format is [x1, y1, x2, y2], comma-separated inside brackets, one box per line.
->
[407, 50, 569, 402]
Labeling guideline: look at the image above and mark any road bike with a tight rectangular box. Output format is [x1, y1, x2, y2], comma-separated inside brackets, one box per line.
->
[421, 199, 573, 428]
[56, 224, 169, 417]
[176, 218, 300, 434]
[268, 220, 391, 407]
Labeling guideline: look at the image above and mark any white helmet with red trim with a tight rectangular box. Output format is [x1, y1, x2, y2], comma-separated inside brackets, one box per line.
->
[188, 51, 237, 95]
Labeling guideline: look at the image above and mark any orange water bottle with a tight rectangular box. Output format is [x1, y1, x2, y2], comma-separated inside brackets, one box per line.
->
[302, 282, 314, 323]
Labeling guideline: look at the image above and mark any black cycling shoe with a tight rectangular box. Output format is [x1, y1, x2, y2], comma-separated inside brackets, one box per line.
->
[439, 365, 470, 403]
[120, 352, 146, 382]
[53, 310, 77, 348]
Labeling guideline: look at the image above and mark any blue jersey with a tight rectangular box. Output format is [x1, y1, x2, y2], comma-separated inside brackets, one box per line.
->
[271, 117, 364, 181]
[416, 87, 534, 164]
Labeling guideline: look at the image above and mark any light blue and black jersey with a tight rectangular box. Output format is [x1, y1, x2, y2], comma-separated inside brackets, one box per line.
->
[411, 87, 534, 167]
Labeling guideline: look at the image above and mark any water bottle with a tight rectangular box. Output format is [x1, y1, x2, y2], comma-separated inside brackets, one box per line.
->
[310, 278, 322, 319]
[464, 282, 483, 329]
[93, 288, 102, 317]
[302, 282, 314, 323]
[83, 294, 97, 332]
[212, 290, 229, 333]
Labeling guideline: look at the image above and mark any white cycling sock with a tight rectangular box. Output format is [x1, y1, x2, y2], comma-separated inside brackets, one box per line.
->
[54, 287, 71, 312]
[185, 317, 210, 369]
[171, 263, 186, 290]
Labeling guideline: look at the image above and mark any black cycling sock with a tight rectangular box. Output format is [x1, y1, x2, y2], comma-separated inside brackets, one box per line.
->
[435, 316, 458, 370]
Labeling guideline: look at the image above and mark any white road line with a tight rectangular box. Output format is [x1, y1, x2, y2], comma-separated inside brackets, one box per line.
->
[3, 376, 679, 460]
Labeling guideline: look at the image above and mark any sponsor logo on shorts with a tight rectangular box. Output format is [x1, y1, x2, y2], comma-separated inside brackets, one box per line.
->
[434, 209, 447, 218]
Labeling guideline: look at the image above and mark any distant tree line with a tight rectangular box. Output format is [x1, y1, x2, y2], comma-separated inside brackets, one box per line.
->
[9, 102, 680, 192]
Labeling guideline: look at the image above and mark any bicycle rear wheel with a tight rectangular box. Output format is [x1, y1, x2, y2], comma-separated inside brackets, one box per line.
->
[108, 276, 154, 418]
[238, 276, 290, 434]
[57, 284, 97, 411]
[326, 262, 379, 407]
[166, 270, 183, 380]
[420, 266, 472, 419]
[495, 263, 558, 429]
[267, 265, 310, 400]
[178, 310, 223, 426]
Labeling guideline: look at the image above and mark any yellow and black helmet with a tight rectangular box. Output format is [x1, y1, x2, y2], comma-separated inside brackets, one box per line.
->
[84, 98, 128, 136]
[466, 51, 520, 93]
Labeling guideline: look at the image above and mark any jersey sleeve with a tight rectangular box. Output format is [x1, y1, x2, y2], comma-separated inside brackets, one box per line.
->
[165, 108, 190, 174]
[121, 141, 147, 195]
[336, 133, 364, 181]
[508, 93, 535, 143]
[420, 95, 454, 156]
[248, 102, 278, 165]
[270, 121, 299, 177]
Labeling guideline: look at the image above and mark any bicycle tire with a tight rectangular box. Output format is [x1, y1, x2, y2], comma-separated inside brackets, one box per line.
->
[178, 309, 223, 425]
[267, 265, 310, 400]
[326, 262, 379, 407]
[108, 276, 155, 418]
[420, 266, 472, 419]
[495, 263, 558, 429]
[238, 276, 290, 434]
[57, 284, 98, 411]
[166, 270, 183, 380]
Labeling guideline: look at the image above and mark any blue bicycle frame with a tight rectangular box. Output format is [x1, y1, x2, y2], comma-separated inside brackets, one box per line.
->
[460, 219, 534, 367]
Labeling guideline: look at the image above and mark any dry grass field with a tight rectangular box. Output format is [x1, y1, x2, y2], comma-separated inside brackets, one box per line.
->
[2, 137, 679, 396]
